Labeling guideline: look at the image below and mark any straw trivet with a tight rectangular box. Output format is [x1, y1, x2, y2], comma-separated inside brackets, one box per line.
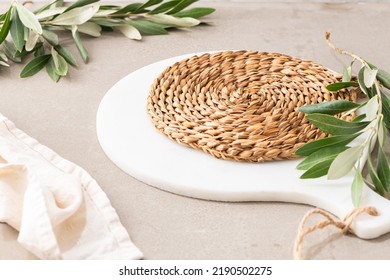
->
[147, 50, 358, 162]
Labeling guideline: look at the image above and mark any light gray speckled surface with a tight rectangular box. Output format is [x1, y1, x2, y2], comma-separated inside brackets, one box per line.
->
[0, 1, 389, 259]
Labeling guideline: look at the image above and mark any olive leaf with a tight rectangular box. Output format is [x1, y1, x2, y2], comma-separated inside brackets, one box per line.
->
[377, 145, 390, 191]
[145, 0, 165, 7]
[299, 159, 335, 179]
[77, 22, 102, 37]
[327, 145, 363, 180]
[147, 14, 200, 27]
[0, 50, 7, 61]
[42, 29, 59, 45]
[112, 3, 145, 15]
[342, 65, 352, 82]
[326, 81, 359, 92]
[367, 62, 390, 90]
[381, 92, 390, 130]
[51, 47, 68, 76]
[173, 7, 216, 19]
[71, 25, 88, 62]
[297, 146, 348, 171]
[34, 0, 63, 14]
[64, 0, 100, 12]
[351, 169, 364, 207]
[129, 20, 168, 35]
[367, 154, 386, 196]
[14, 41, 43, 58]
[305, 113, 370, 135]
[15, 3, 43, 34]
[0, 60, 9, 67]
[1, 39, 21, 62]
[25, 31, 39, 51]
[46, 57, 60, 82]
[0, 7, 12, 44]
[90, 19, 118, 27]
[352, 114, 366, 123]
[116, 24, 142, 40]
[299, 100, 360, 115]
[138, 0, 165, 11]
[358, 67, 372, 97]
[34, 44, 45, 56]
[150, 0, 180, 14]
[377, 118, 386, 147]
[54, 45, 78, 67]
[10, 8, 25, 52]
[20, 54, 51, 78]
[365, 95, 379, 121]
[51, 4, 100, 26]
[295, 133, 361, 157]
[35, 7, 67, 20]
[168, 0, 197, 15]
[0, 49, 9, 66]
[376, 69, 390, 90]
[23, 26, 29, 41]
[363, 66, 378, 88]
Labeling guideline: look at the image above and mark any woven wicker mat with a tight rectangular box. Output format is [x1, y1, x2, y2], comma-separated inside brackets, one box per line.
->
[147, 50, 357, 162]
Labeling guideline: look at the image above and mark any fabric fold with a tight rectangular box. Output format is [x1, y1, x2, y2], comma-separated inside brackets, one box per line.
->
[0, 113, 143, 260]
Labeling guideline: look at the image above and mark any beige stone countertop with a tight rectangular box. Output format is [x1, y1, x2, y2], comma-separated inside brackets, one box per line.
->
[1, 1, 390, 259]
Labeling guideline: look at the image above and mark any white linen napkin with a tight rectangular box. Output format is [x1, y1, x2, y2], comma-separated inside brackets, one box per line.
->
[0, 113, 143, 259]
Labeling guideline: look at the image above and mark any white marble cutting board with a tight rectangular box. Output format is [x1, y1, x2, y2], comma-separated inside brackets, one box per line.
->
[96, 52, 390, 239]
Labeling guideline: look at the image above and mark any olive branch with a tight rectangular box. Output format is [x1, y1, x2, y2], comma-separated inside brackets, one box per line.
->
[0, 0, 215, 81]
[296, 32, 390, 206]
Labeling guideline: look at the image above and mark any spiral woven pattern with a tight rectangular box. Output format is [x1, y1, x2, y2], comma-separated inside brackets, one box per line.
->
[147, 51, 357, 162]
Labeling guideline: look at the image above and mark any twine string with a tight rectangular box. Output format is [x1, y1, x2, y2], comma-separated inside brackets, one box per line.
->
[294, 207, 379, 260]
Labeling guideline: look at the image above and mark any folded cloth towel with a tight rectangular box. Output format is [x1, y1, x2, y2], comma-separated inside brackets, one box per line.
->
[0, 113, 143, 259]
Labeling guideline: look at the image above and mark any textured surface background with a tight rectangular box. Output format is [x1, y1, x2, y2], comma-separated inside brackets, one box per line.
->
[1, 1, 390, 259]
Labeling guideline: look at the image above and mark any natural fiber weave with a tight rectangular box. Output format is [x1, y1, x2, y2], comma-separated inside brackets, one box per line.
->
[147, 51, 358, 162]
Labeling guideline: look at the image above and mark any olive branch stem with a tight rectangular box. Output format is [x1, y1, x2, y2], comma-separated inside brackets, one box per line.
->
[325, 31, 367, 67]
